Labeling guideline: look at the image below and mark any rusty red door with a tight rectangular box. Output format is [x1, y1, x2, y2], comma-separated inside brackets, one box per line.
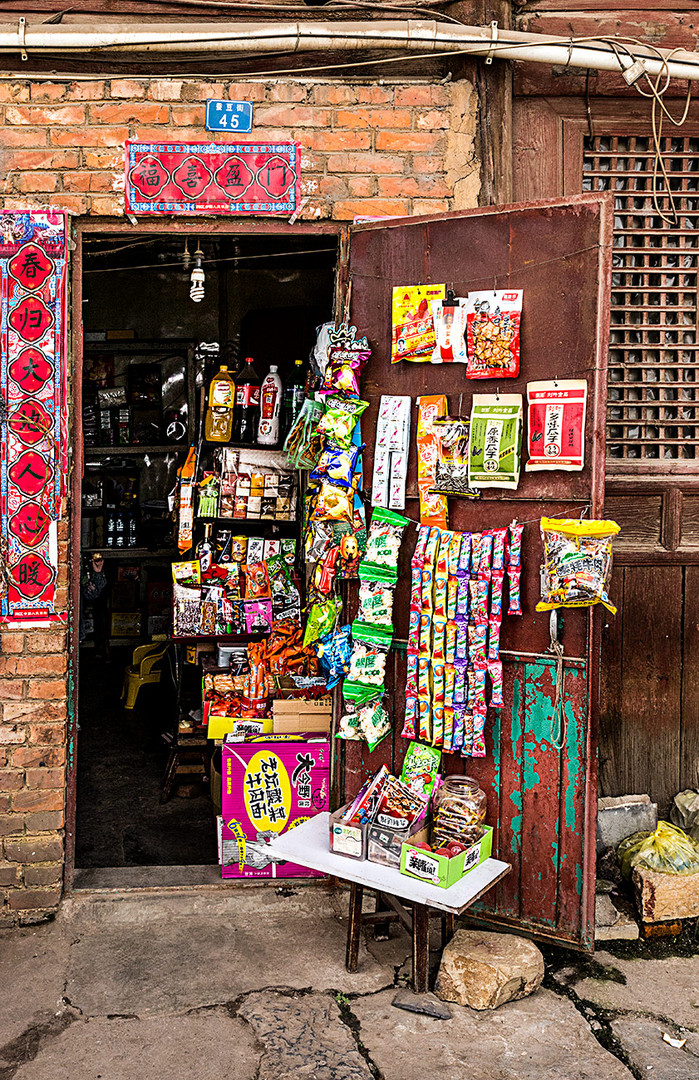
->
[343, 193, 613, 950]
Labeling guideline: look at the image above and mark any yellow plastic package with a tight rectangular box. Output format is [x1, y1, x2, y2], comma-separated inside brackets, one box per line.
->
[618, 821, 699, 879]
[536, 517, 620, 614]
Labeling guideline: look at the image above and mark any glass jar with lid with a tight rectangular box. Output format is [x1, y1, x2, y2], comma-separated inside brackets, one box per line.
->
[432, 776, 487, 849]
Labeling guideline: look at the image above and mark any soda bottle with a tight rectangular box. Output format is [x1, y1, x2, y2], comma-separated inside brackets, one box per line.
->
[204, 364, 236, 443]
[282, 358, 305, 438]
[257, 365, 283, 447]
[233, 357, 260, 443]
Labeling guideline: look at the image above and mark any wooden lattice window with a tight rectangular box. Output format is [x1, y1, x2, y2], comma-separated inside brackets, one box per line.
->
[582, 134, 699, 461]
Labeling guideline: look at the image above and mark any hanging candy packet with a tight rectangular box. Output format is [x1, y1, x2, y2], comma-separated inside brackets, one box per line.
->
[310, 441, 361, 489]
[362, 506, 410, 582]
[314, 624, 352, 689]
[430, 416, 481, 498]
[468, 394, 523, 490]
[466, 289, 523, 379]
[526, 379, 587, 472]
[316, 395, 369, 450]
[320, 323, 371, 397]
[537, 518, 621, 614]
[430, 295, 468, 363]
[303, 595, 340, 647]
[506, 522, 523, 616]
[417, 395, 449, 528]
[391, 283, 445, 363]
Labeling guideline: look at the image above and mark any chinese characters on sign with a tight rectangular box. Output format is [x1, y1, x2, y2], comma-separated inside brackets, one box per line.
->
[205, 99, 253, 134]
[125, 141, 299, 215]
[0, 212, 67, 623]
[245, 755, 287, 826]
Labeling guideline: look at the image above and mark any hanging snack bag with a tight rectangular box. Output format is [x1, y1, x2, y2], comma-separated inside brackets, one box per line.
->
[537, 518, 621, 614]
[430, 296, 468, 364]
[303, 595, 340, 647]
[468, 394, 523, 490]
[417, 395, 449, 528]
[526, 380, 587, 472]
[310, 441, 361, 489]
[284, 398, 326, 470]
[391, 283, 446, 364]
[362, 506, 410, 583]
[314, 624, 352, 689]
[466, 289, 523, 379]
[316, 395, 369, 451]
[310, 481, 354, 526]
[320, 324, 371, 397]
[430, 416, 481, 499]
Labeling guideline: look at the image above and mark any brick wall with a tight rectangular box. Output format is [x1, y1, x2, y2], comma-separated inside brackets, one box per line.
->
[0, 75, 480, 923]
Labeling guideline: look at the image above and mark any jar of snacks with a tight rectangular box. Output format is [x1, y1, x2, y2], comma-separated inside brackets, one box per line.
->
[432, 776, 486, 852]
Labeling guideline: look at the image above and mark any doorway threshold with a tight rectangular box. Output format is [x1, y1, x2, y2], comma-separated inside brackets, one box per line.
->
[72, 865, 223, 890]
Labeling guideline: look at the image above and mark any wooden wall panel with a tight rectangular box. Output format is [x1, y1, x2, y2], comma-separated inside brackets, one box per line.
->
[682, 568, 699, 792]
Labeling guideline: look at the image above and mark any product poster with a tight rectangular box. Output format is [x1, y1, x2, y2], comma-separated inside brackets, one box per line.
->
[0, 211, 68, 624]
[125, 141, 300, 215]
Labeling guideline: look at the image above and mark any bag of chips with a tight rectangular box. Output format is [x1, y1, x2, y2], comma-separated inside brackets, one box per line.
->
[526, 380, 587, 472]
[430, 296, 468, 364]
[468, 394, 523, 490]
[391, 283, 445, 363]
[310, 441, 361, 489]
[430, 416, 480, 498]
[536, 518, 620, 614]
[316, 395, 369, 450]
[319, 323, 371, 397]
[309, 481, 355, 526]
[466, 289, 522, 379]
[362, 506, 410, 583]
[314, 624, 352, 689]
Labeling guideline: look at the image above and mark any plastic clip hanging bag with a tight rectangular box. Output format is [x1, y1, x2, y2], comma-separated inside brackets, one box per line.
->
[537, 517, 620, 615]
[618, 821, 699, 879]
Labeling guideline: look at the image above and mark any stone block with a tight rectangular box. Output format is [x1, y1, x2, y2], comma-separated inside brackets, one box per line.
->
[597, 794, 657, 854]
[633, 866, 699, 923]
[435, 929, 544, 1011]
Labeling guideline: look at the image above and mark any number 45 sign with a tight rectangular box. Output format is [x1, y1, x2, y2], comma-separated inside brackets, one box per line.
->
[206, 100, 253, 134]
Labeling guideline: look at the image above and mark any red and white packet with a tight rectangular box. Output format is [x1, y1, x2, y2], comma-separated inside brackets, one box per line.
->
[526, 379, 587, 472]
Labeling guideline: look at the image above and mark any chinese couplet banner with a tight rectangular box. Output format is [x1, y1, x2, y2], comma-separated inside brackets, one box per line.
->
[125, 141, 300, 215]
[0, 212, 68, 624]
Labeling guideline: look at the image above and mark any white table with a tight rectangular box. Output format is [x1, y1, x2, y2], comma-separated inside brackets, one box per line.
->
[268, 813, 511, 992]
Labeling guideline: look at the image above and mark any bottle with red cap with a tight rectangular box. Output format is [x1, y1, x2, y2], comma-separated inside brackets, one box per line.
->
[233, 357, 260, 443]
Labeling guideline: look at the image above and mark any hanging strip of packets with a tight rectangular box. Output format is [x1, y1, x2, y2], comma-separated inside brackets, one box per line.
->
[0, 212, 68, 623]
[402, 524, 523, 758]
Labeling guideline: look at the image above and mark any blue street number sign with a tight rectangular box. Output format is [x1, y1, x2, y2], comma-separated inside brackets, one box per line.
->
[205, 100, 253, 134]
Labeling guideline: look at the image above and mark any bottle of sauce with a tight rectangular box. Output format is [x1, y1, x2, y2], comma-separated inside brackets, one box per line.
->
[234, 357, 260, 443]
[196, 522, 215, 572]
[282, 358, 305, 438]
[257, 365, 283, 446]
[204, 364, 235, 443]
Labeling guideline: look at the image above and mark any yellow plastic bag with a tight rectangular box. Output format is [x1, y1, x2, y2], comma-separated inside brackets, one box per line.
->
[618, 821, 699, 879]
[536, 517, 620, 614]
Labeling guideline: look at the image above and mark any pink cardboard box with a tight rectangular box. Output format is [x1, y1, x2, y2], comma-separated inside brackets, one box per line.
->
[221, 735, 329, 879]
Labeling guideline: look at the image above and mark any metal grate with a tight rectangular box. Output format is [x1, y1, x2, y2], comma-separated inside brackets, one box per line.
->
[583, 134, 699, 461]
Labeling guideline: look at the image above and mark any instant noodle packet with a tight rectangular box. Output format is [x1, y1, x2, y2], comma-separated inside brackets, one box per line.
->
[537, 518, 620, 614]
[391, 283, 445, 363]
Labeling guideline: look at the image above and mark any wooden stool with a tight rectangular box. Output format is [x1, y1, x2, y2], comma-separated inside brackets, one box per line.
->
[345, 883, 454, 993]
[160, 733, 209, 803]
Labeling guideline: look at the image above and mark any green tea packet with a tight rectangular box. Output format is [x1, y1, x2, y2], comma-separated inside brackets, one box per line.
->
[468, 393, 523, 490]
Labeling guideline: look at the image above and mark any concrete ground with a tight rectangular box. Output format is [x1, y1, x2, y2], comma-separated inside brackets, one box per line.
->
[1, 883, 698, 1080]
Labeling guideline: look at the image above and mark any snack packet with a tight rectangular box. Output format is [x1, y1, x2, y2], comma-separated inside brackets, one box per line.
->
[243, 561, 271, 600]
[310, 441, 361, 489]
[363, 506, 410, 582]
[537, 518, 620, 614]
[284, 398, 326, 470]
[359, 700, 392, 752]
[400, 741, 442, 797]
[417, 395, 448, 527]
[430, 296, 468, 364]
[526, 380, 587, 472]
[468, 394, 523, 490]
[466, 289, 523, 379]
[391, 283, 445, 363]
[303, 596, 340, 646]
[316, 395, 369, 450]
[310, 481, 354, 525]
[430, 416, 481, 498]
[320, 323, 371, 396]
[314, 624, 352, 689]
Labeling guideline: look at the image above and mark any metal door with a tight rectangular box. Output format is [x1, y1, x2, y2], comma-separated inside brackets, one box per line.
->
[344, 193, 613, 949]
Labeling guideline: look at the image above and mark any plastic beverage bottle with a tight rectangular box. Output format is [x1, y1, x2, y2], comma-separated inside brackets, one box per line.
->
[257, 365, 283, 446]
[204, 364, 235, 443]
[234, 357, 260, 443]
[282, 358, 305, 438]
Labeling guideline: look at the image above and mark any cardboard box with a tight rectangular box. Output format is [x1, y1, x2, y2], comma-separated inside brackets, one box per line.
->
[272, 697, 332, 734]
[206, 707, 272, 741]
[109, 611, 141, 636]
[221, 736, 329, 879]
[273, 696, 332, 713]
[400, 826, 494, 889]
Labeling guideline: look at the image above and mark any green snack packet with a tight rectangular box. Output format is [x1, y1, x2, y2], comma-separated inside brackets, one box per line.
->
[468, 393, 523, 490]
[316, 395, 369, 450]
[400, 741, 442, 798]
[342, 679, 384, 705]
[362, 506, 411, 583]
[351, 620, 394, 651]
[303, 596, 340, 647]
[360, 700, 391, 752]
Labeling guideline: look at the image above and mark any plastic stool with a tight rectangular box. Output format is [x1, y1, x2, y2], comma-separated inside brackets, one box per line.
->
[121, 642, 168, 710]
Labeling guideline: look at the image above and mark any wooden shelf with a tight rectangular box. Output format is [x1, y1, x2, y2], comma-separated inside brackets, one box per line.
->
[80, 547, 175, 559]
[84, 444, 187, 458]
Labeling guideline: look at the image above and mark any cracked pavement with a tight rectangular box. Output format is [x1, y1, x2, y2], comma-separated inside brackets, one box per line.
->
[1, 884, 698, 1079]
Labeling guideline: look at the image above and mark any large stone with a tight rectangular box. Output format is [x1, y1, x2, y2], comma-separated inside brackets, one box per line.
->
[434, 929, 544, 1010]
[611, 1017, 699, 1080]
[633, 866, 699, 923]
[597, 794, 657, 854]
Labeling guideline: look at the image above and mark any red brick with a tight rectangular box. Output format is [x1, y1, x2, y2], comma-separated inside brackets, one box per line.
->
[0, 655, 66, 677]
[11, 790, 63, 813]
[30, 83, 67, 102]
[412, 199, 451, 215]
[5, 836, 63, 863]
[0, 815, 24, 837]
[376, 130, 443, 153]
[0, 84, 30, 103]
[332, 198, 410, 220]
[170, 105, 205, 126]
[148, 79, 184, 102]
[1, 633, 25, 654]
[334, 108, 412, 130]
[0, 128, 49, 147]
[256, 105, 331, 128]
[415, 109, 450, 130]
[6, 105, 86, 126]
[56, 196, 90, 215]
[24, 767, 64, 790]
[301, 130, 371, 152]
[3, 150, 80, 171]
[7, 887, 61, 910]
[312, 85, 358, 106]
[25, 810, 63, 831]
[0, 862, 21, 886]
[222, 82, 263, 101]
[378, 175, 451, 198]
[89, 102, 169, 124]
[89, 196, 125, 216]
[0, 771, 24, 792]
[347, 176, 377, 197]
[26, 679, 66, 701]
[26, 631, 66, 654]
[11, 747, 64, 769]
[6, 702, 65, 724]
[326, 152, 404, 175]
[133, 126, 207, 142]
[109, 79, 147, 99]
[67, 81, 106, 100]
[28, 724, 66, 745]
[0, 796, 11, 812]
[0, 750, 7, 767]
[316, 176, 349, 199]
[82, 147, 124, 169]
[395, 85, 450, 107]
[0, 681, 25, 701]
[50, 127, 128, 147]
[356, 86, 393, 104]
[0, 724, 26, 745]
[12, 173, 59, 193]
[268, 83, 308, 103]
[62, 172, 116, 193]
[23, 864, 63, 887]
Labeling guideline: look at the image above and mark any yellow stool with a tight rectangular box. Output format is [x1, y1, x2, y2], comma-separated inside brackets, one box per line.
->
[122, 642, 168, 710]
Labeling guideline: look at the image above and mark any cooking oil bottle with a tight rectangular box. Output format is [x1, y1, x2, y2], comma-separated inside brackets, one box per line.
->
[204, 364, 235, 443]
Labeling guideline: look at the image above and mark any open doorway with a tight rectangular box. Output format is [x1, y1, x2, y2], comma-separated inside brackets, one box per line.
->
[72, 226, 338, 886]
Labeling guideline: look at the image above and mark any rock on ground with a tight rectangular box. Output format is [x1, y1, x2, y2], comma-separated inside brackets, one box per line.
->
[353, 987, 634, 1080]
[435, 929, 544, 1010]
[611, 1017, 699, 1080]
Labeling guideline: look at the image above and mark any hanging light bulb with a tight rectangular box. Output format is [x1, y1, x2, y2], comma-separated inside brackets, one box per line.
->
[189, 246, 205, 303]
[181, 238, 191, 272]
